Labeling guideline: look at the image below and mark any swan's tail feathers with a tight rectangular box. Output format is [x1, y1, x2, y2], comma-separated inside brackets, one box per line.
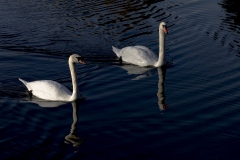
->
[18, 78, 30, 90]
[112, 46, 121, 57]
[18, 78, 28, 85]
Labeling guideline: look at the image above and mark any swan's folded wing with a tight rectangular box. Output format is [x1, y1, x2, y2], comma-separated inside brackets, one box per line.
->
[121, 46, 157, 66]
[28, 80, 72, 101]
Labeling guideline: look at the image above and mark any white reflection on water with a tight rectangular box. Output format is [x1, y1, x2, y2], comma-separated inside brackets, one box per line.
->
[27, 100, 66, 107]
[118, 64, 154, 80]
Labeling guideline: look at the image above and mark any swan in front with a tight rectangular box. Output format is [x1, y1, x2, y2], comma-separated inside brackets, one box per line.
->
[19, 54, 86, 102]
[112, 22, 168, 67]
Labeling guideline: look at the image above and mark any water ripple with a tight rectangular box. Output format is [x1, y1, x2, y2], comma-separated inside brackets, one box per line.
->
[0, 0, 179, 57]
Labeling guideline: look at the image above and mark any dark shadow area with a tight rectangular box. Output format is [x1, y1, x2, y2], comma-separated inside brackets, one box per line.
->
[219, 0, 240, 54]
[219, 0, 240, 28]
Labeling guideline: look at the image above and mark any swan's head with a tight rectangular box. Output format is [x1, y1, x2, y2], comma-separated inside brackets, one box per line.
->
[160, 22, 168, 34]
[69, 54, 86, 65]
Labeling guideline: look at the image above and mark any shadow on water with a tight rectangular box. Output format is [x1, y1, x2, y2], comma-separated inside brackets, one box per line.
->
[219, 0, 240, 54]
[219, 0, 240, 27]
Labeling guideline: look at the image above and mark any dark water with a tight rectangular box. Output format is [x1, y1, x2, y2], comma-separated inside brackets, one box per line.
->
[1, 0, 240, 159]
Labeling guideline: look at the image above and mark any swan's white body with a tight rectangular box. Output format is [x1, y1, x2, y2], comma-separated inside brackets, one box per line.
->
[112, 22, 168, 67]
[19, 54, 86, 102]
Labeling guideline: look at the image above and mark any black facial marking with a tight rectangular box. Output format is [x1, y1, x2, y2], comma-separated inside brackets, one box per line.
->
[163, 25, 168, 29]
[76, 57, 84, 61]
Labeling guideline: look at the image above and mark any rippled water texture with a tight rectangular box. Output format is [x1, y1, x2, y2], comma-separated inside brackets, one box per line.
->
[1, 0, 240, 159]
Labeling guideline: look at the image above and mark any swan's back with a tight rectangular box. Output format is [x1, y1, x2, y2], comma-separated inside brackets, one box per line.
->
[113, 46, 158, 66]
[19, 78, 72, 101]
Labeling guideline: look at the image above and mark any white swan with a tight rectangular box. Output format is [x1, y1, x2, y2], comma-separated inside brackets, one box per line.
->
[19, 54, 86, 102]
[112, 22, 168, 67]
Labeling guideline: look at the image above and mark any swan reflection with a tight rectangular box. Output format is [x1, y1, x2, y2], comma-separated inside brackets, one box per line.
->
[119, 64, 167, 110]
[26, 99, 85, 149]
[119, 64, 154, 80]
[64, 100, 86, 148]
[157, 66, 167, 111]
[27, 100, 67, 107]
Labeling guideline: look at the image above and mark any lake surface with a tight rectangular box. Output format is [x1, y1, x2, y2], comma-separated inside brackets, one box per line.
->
[1, 0, 240, 159]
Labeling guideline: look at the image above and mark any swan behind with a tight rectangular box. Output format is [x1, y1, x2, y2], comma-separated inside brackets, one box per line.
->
[112, 45, 158, 66]
[19, 54, 86, 102]
[112, 22, 168, 67]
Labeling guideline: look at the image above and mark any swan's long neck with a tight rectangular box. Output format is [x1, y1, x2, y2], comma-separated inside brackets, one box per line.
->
[69, 61, 78, 101]
[154, 29, 165, 67]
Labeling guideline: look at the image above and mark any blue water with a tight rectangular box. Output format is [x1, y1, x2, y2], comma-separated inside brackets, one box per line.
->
[1, 0, 240, 159]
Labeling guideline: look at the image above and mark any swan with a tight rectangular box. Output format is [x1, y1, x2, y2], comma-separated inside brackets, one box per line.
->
[112, 22, 168, 67]
[19, 54, 86, 102]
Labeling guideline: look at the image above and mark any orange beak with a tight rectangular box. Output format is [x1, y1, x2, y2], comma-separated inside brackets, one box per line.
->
[79, 59, 86, 65]
[163, 26, 168, 34]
